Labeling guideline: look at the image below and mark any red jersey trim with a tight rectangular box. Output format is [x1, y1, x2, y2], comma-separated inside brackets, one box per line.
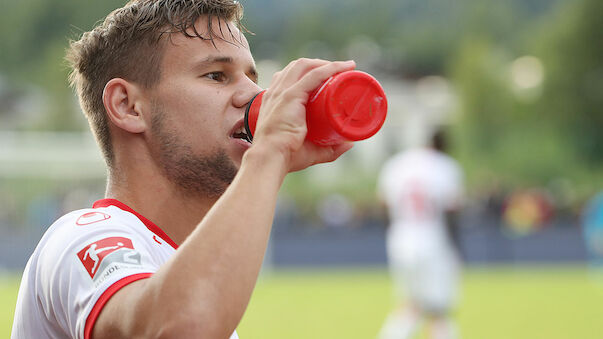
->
[93, 199, 179, 250]
[84, 273, 152, 339]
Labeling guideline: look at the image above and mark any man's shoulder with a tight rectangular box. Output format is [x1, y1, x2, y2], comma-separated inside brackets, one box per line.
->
[381, 149, 434, 174]
[26, 203, 165, 291]
[15, 205, 164, 339]
[34, 205, 147, 261]
[420, 149, 461, 174]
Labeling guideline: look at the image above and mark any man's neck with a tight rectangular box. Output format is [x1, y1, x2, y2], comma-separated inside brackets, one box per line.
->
[105, 173, 217, 246]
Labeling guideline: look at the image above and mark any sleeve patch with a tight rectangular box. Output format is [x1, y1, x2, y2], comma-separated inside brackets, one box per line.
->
[76, 212, 111, 226]
[76, 237, 141, 281]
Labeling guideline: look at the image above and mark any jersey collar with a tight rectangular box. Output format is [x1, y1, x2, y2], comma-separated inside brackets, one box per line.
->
[93, 198, 179, 249]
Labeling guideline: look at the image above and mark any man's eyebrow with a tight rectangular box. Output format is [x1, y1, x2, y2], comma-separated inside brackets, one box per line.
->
[194, 55, 234, 68]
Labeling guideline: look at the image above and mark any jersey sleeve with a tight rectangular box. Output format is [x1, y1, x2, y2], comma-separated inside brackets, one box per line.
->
[33, 210, 162, 339]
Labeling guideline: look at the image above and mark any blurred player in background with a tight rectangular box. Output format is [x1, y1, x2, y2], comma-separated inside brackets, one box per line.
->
[11, 0, 354, 338]
[377, 128, 464, 339]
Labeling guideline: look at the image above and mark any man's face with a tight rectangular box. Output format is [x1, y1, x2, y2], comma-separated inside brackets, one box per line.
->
[143, 16, 260, 198]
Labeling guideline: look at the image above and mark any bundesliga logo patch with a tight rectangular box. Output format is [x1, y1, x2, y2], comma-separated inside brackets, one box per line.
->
[77, 237, 141, 279]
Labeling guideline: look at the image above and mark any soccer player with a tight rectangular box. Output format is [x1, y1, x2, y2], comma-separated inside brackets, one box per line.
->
[11, 1, 355, 338]
[377, 129, 464, 339]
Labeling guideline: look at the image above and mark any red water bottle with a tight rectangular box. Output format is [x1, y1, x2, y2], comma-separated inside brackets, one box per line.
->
[244, 70, 388, 146]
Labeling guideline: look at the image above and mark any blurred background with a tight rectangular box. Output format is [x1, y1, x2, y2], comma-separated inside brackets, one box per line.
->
[1, 0, 602, 338]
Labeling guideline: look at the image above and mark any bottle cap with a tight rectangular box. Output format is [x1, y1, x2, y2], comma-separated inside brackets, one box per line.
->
[320, 70, 387, 142]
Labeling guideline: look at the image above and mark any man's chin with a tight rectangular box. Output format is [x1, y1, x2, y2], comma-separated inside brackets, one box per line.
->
[160, 149, 238, 199]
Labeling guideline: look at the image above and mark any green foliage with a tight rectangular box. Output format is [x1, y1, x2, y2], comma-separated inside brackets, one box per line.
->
[0, 0, 124, 83]
[0, 0, 125, 130]
[449, 0, 603, 194]
[536, 0, 603, 165]
[282, 167, 378, 206]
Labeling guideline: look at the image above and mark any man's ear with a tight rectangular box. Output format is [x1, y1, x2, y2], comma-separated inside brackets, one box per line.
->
[103, 78, 147, 134]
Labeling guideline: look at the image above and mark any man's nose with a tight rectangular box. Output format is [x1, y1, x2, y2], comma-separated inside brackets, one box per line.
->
[233, 78, 262, 109]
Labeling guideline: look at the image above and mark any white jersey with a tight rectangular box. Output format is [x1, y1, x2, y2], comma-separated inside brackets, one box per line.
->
[12, 199, 239, 339]
[378, 148, 463, 248]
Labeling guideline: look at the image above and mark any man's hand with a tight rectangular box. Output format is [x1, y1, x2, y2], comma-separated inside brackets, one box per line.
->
[251, 58, 356, 172]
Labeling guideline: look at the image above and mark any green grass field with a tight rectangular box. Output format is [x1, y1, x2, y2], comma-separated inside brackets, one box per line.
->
[2, 267, 603, 338]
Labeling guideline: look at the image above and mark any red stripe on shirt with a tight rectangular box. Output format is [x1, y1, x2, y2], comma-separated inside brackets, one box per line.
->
[93, 199, 179, 249]
[84, 273, 152, 339]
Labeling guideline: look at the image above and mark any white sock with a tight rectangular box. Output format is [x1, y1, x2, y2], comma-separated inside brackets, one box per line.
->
[430, 318, 458, 339]
[378, 310, 421, 339]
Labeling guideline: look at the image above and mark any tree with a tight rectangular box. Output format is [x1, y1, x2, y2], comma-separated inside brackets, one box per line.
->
[537, 0, 603, 165]
[449, 0, 603, 194]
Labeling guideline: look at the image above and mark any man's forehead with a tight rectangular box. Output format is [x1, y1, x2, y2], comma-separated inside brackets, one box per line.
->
[167, 16, 248, 49]
[157, 17, 254, 76]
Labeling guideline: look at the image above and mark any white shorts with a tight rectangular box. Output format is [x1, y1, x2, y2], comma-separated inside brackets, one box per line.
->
[386, 233, 460, 314]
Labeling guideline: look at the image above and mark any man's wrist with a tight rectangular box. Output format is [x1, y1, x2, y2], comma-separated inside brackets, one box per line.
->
[242, 143, 289, 180]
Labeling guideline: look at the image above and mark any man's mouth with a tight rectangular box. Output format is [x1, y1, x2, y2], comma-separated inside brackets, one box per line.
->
[231, 125, 251, 143]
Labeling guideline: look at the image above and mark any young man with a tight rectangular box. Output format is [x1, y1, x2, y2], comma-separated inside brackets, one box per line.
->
[11, 1, 354, 338]
[377, 129, 464, 339]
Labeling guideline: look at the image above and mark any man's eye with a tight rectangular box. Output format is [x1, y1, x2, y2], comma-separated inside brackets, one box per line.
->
[205, 72, 226, 82]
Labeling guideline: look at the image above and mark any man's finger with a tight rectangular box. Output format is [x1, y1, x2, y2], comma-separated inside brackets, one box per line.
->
[292, 60, 356, 95]
[290, 142, 354, 172]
